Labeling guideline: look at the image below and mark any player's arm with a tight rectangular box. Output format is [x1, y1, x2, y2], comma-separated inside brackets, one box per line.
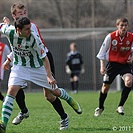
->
[42, 56, 57, 88]
[2, 58, 11, 70]
[3, 52, 13, 70]
[79, 53, 85, 74]
[97, 34, 111, 75]
[65, 65, 71, 74]
[96, 34, 111, 61]
[81, 65, 85, 74]
[99, 59, 106, 75]
[127, 45, 133, 64]
[7, 52, 13, 62]
[33, 33, 56, 87]
[0, 22, 13, 36]
[4, 45, 11, 57]
[65, 54, 71, 74]
[3, 17, 10, 25]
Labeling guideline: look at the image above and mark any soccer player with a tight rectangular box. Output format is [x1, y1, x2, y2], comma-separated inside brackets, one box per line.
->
[94, 17, 133, 117]
[0, 38, 10, 101]
[65, 42, 85, 93]
[0, 17, 82, 133]
[4, 2, 73, 130]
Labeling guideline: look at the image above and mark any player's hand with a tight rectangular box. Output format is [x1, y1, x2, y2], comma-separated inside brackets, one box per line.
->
[127, 56, 133, 64]
[81, 68, 85, 74]
[100, 66, 106, 76]
[2, 59, 11, 70]
[66, 65, 71, 74]
[3, 17, 10, 24]
[47, 76, 57, 89]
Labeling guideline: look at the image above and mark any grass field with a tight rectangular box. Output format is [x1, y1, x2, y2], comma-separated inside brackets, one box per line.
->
[1, 91, 132, 133]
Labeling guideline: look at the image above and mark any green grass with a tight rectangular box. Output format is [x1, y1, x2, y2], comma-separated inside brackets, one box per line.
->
[1, 91, 132, 133]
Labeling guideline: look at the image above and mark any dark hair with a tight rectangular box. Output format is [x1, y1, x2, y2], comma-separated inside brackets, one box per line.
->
[14, 17, 30, 30]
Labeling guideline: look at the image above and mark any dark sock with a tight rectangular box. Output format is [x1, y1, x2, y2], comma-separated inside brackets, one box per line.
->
[74, 81, 79, 91]
[51, 97, 67, 119]
[99, 91, 107, 109]
[0, 92, 4, 101]
[71, 81, 74, 91]
[16, 89, 28, 113]
[118, 86, 131, 106]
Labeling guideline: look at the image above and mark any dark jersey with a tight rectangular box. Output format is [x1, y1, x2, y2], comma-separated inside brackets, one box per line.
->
[66, 51, 83, 72]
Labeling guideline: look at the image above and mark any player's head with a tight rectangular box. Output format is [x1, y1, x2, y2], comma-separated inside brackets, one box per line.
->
[14, 17, 31, 38]
[11, 3, 27, 20]
[70, 42, 77, 51]
[116, 18, 129, 36]
[116, 18, 129, 26]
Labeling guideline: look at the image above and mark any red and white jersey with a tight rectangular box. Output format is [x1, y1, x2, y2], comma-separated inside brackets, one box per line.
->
[97, 30, 133, 64]
[31, 22, 48, 53]
[0, 42, 10, 80]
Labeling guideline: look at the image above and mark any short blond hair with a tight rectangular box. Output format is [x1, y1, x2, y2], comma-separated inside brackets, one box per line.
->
[116, 18, 128, 25]
[11, 3, 26, 15]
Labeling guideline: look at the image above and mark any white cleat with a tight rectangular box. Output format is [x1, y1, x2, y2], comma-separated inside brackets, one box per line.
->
[12, 111, 29, 125]
[116, 106, 124, 115]
[60, 115, 69, 130]
[94, 107, 104, 116]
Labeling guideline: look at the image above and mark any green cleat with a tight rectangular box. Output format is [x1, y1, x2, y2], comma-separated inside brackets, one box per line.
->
[68, 98, 82, 114]
[0, 121, 6, 133]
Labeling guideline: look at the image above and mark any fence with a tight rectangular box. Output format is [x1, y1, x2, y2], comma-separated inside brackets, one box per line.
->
[0, 27, 122, 92]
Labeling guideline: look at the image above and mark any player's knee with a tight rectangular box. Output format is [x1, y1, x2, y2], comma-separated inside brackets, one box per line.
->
[45, 94, 56, 102]
[123, 74, 132, 87]
[8, 86, 20, 97]
[73, 76, 78, 81]
[124, 79, 132, 87]
[101, 84, 110, 93]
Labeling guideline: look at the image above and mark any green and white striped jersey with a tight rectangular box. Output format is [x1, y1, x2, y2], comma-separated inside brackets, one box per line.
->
[0, 24, 47, 68]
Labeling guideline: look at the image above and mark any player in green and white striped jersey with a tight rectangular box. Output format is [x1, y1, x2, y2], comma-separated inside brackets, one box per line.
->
[1, 23, 46, 68]
[8, 2, 69, 128]
[0, 17, 82, 133]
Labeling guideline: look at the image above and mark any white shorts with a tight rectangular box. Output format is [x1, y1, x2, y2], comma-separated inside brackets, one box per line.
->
[8, 65, 58, 90]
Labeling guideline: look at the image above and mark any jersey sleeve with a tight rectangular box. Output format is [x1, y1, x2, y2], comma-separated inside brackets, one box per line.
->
[31, 32, 47, 59]
[4, 45, 10, 57]
[0, 23, 14, 36]
[7, 52, 13, 62]
[0, 23, 4, 32]
[96, 33, 111, 61]
[31, 23, 48, 52]
[65, 53, 70, 65]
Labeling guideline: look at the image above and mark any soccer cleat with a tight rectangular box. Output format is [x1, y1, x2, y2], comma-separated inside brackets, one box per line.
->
[60, 115, 69, 130]
[116, 106, 124, 115]
[94, 107, 104, 116]
[0, 121, 6, 133]
[12, 111, 29, 125]
[69, 99, 82, 114]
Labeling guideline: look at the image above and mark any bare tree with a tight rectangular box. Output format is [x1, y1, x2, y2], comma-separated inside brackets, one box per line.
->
[0, 0, 131, 28]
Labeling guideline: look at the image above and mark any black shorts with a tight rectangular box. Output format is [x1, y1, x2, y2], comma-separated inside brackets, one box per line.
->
[104, 62, 132, 84]
[71, 71, 80, 78]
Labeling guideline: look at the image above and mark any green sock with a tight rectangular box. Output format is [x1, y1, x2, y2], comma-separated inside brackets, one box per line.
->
[2, 95, 15, 126]
[59, 88, 72, 103]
